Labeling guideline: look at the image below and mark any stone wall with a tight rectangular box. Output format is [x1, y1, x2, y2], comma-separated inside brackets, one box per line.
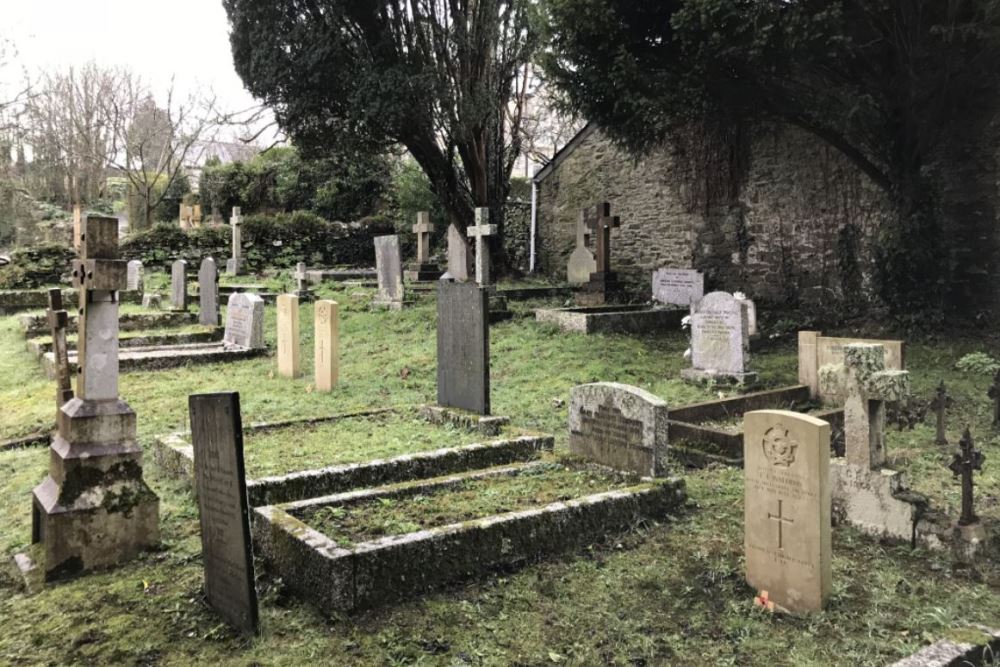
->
[534, 123, 892, 304]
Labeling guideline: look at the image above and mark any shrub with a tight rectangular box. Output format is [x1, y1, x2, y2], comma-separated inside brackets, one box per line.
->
[0, 243, 76, 288]
[955, 352, 1000, 376]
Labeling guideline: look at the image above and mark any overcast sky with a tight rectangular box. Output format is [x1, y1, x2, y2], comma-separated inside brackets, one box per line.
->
[3, 0, 272, 142]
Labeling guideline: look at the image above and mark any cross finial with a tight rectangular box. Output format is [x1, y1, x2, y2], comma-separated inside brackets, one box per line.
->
[413, 211, 435, 263]
[582, 201, 620, 273]
[467, 207, 498, 286]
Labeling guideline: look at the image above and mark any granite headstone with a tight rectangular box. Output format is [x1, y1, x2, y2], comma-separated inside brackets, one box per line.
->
[437, 281, 490, 415]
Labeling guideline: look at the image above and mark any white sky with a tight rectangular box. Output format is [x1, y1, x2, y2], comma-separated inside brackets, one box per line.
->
[2, 0, 272, 142]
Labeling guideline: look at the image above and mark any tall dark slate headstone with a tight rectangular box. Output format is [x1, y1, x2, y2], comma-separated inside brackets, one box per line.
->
[189, 392, 259, 635]
[437, 281, 490, 415]
[198, 257, 220, 327]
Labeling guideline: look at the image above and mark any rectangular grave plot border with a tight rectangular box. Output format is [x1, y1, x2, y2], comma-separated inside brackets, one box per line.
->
[27, 328, 224, 359]
[253, 477, 686, 613]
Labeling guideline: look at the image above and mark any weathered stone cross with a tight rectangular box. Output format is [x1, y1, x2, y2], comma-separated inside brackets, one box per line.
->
[819, 343, 910, 469]
[413, 212, 434, 264]
[767, 499, 794, 550]
[227, 206, 243, 275]
[950, 428, 984, 526]
[583, 202, 620, 274]
[929, 380, 953, 446]
[467, 207, 497, 286]
[46, 288, 73, 409]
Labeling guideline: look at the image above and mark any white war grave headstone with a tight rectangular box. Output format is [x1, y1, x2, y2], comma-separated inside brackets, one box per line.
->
[223, 292, 266, 350]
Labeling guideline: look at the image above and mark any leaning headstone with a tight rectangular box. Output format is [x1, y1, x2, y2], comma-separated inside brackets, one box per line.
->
[126, 260, 144, 292]
[315, 300, 339, 392]
[46, 289, 73, 409]
[682, 291, 756, 384]
[189, 391, 259, 634]
[652, 268, 704, 307]
[567, 212, 596, 285]
[437, 281, 490, 415]
[467, 208, 497, 287]
[446, 223, 472, 282]
[170, 260, 188, 311]
[226, 207, 243, 275]
[223, 292, 266, 350]
[198, 258, 220, 327]
[744, 410, 831, 614]
[568, 382, 668, 477]
[277, 294, 301, 378]
[373, 235, 405, 309]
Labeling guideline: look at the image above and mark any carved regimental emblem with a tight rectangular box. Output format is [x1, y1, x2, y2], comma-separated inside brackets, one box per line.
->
[762, 424, 798, 467]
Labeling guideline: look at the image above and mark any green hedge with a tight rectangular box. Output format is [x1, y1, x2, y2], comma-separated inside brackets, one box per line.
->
[0, 243, 76, 289]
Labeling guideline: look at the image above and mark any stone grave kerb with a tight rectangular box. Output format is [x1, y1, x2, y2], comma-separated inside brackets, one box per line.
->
[467, 208, 498, 286]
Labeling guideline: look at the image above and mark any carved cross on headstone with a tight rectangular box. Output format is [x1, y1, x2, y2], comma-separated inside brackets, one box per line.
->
[467, 207, 497, 286]
[583, 202, 621, 274]
[929, 380, 953, 446]
[46, 288, 74, 409]
[949, 428, 984, 526]
[413, 212, 434, 264]
[988, 369, 1000, 428]
[767, 499, 794, 550]
[819, 343, 911, 470]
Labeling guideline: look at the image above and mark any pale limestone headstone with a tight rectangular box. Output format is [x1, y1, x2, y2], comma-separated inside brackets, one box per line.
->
[198, 258, 220, 327]
[652, 268, 704, 307]
[798, 331, 905, 402]
[744, 409, 831, 614]
[127, 260, 144, 292]
[568, 382, 668, 477]
[227, 207, 243, 275]
[314, 300, 339, 391]
[373, 235, 404, 309]
[567, 212, 596, 285]
[682, 291, 755, 383]
[446, 223, 472, 281]
[467, 208, 497, 286]
[223, 292, 265, 350]
[277, 294, 301, 378]
[170, 260, 188, 311]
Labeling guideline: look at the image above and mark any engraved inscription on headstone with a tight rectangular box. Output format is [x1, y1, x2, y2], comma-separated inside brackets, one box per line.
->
[189, 392, 259, 634]
[652, 268, 704, 307]
[436, 281, 490, 415]
[223, 292, 265, 350]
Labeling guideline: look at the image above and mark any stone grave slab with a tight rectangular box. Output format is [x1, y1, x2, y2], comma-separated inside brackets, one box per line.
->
[534, 305, 685, 335]
[437, 281, 489, 415]
[652, 268, 704, 307]
[373, 235, 405, 309]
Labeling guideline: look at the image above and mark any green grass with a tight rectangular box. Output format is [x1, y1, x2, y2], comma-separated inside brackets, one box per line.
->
[0, 275, 998, 665]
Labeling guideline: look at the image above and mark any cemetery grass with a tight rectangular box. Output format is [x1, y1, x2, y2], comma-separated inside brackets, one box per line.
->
[0, 284, 999, 664]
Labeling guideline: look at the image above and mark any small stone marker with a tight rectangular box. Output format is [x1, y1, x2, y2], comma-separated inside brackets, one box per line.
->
[170, 260, 188, 311]
[292, 262, 313, 302]
[930, 381, 953, 446]
[446, 223, 472, 281]
[46, 289, 73, 409]
[189, 392, 259, 635]
[277, 294, 301, 378]
[950, 428, 984, 527]
[223, 292, 266, 350]
[227, 207, 243, 275]
[682, 291, 756, 384]
[989, 369, 1000, 428]
[437, 281, 490, 415]
[314, 300, 339, 391]
[568, 382, 668, 477]
[126, 260, 144, 292]
[567, 213, 596, 285]
[651, 268, 704, 307]
[374, 235, 405, 309]
[467, 208, 497, 287]
[744, 409, 831, 614]
[198, 258, 220, 327]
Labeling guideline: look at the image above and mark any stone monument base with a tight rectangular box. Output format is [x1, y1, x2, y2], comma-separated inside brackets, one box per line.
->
[420, 405, 510, 437]
[953, 520, 988, 562]
[575, 272, 619, 306]
[405, 263, 443, 282]
[680, 368, 759, 386]
[292, 289, 314, 303]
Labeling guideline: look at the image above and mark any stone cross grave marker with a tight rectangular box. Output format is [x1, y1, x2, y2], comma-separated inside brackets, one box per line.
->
[414, 212, 434, 264]
[46, 288, 73, 409]
[277, 294, 301, 378]
[223, 292, 266, 350]
[930, 380, 953, 446]
[189, 391, 259, 634]
[798, 331, 905, 402]
[652, 268, 704, 307]
[682, 291, 755, 384]
[437, 281, 490, 415]
[374, 235, 405, 309]
[31, 215, 159, 580]
[467, 208, 497, 287]
[568, 382, 668, 477]
[567, 212, 597, 285]
[744, 410, 831, 614]
[127, 260, 144, 292]
[950, 428, 985, 527]
[446, 223, 472, 281]
[315, 300, 339, 391]
[583, 201, 620, 275]
[989, 369, 1000, 428]
[199, 258, 220, 327]
[227, 207, 243, 275]
[292, 262, 313, 302]
[171, 259, 188, 311]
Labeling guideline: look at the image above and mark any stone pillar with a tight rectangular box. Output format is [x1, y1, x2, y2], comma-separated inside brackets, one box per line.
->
[171, 260, 188, 311]
[227, 207, 243, 276]
[199, 258, 220, 327]
[277, 294, 301, 378]
[315, 300, 339, 391]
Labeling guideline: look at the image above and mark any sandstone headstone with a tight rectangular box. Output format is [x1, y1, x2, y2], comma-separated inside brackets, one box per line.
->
[199, 258, 220, 327]
[652, 268, 704, 307]
[467, 208, 497, 286]
[744, 409, 831, 614]
[315, 300, 339, 392]
[277, 294, 301, 378]
[446, 223, 472, 281]
[223, 292, 265, 350]
[799, 331, 905, 402]
[567, 212, 597, 285]
[682, 291, 755, 383]
[437, 281, 489, 415]
[189, 391, 259, 634]
[171, 260, 188, 311]
[568, 382, 668, 477]
[127, 260, 144, 292]
[374, 235, 404, 309]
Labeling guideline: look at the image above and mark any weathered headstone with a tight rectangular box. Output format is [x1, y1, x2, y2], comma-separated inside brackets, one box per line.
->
[682, 291, 756, 384]
[277, 294, 301, 378]
[950, 428, 985, 527]
[198, 258, 220, 327]
[127, 260, 144, 292]
[744, 410, 831, 614]
[445, 223, 472, 281]
[373, 235, 405, 309]
[567, 212, 596, 285]
[406, 211, 443, 281]
[930, 381, 953, 446]
[467, 208, 497, 287]
[171, 259, 188, 311]
[30, 215, 160, 581]
[315, 300, 339, 392]
[568, 382, 668, 477]
[46, 289, 73, 409]
[735, 293, 758, 337]
[651, 268, 704, 307]
[437, 281, 490, 415]
[72, 204, 82, 250]
[577, 202, 621, 305]
[223, 292, 266, 350]
[189, 392, 259, 634]
[226, 207, 243, 276]
[292, 262, 313, 302]
[799, 331, 905, 402]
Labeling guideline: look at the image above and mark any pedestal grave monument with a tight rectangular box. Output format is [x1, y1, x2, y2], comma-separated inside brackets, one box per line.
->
[226, 207, 244, 276]
[405, 211, 442, 281]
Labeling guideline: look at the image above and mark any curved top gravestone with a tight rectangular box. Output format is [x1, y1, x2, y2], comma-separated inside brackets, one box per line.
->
[223, 292, 265, 350]
[199, 258, 220, 327]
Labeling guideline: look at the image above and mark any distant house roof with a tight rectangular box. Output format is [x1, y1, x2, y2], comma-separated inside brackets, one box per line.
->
[186, 140, 261, 168]
[532, 122, 597, 185]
